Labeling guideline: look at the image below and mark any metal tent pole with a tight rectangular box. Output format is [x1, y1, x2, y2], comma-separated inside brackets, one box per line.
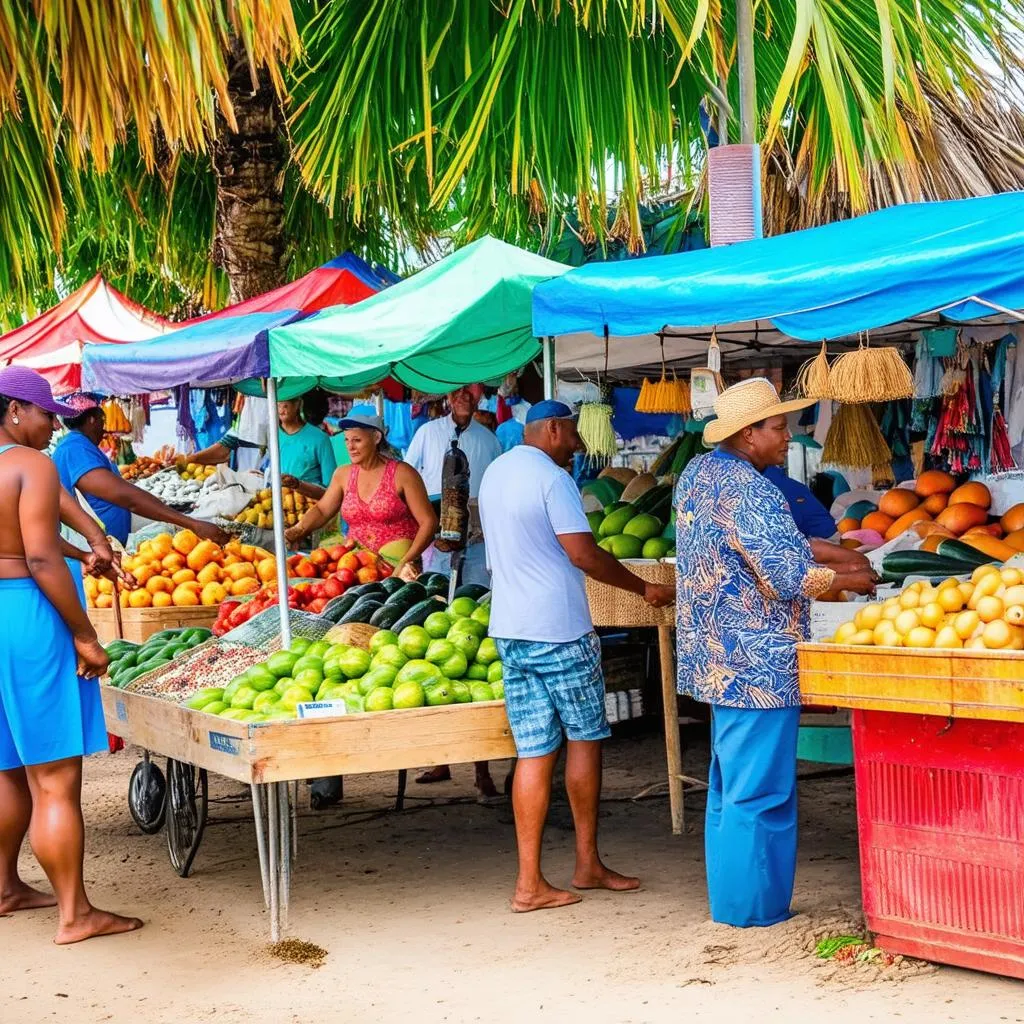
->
[542, 337, 556, 401]
[267, 782, 280, 942]
[736, 0, 757, 147]
[251, 784, 271, 909]
[264, 377, 292, 649]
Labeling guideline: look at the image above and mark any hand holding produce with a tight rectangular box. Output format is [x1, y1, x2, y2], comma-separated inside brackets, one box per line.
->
[235, 487, 310, 529]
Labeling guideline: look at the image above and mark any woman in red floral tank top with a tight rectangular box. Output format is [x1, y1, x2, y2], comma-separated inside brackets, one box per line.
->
[284, 413, 437, 579]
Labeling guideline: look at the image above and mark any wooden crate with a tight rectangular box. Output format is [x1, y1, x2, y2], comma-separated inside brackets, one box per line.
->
[89, 605, 219, 645]
[798, 643, 1024, 723]
[586, 561, 675, 628]
[101, 686, 516, 784]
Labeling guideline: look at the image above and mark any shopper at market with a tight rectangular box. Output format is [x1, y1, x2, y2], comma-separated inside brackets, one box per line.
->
[284, 413, 437, 577]
[0, 368, 142, 943]
[479, 400, 675, 913]
[675, 378, 877, 929]
[404, 383, 503, 795]
[52, 394, 229, 548]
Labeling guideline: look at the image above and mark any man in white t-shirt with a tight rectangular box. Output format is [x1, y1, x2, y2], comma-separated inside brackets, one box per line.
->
[479, 400, 674, 913]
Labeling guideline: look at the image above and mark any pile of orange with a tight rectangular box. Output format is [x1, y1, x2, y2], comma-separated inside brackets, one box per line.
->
[832, 565, 1024, 651]
[84, 530, 277, 609]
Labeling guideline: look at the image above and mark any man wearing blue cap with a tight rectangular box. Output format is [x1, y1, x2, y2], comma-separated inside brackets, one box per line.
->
[479, 400, 674, 912]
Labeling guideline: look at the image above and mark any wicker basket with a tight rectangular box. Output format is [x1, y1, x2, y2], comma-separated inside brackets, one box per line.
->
[586, 560, 675, 628]
[326, 622, 378, 650]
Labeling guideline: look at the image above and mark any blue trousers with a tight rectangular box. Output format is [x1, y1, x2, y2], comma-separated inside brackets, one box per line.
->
[705, 705, 801, 927]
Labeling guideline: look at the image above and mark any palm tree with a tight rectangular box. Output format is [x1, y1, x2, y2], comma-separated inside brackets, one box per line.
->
[2, 1, 1023, 323]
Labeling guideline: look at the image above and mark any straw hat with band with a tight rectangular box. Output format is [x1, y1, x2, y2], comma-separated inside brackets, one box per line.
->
[702, 378, 816, 446]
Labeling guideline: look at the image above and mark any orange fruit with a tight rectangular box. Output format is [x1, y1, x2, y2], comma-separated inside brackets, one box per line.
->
[172, 529, 199, 555]
[899, 589, 921, 610]
[127, 589, 152, 609]
[894, 609, 921, 636]
[982, 619, 1012, 649]
[919, 602, 945, 629]
[975, 595, 1004, 623]
[151, 591, 173, 608]
[938, 587, 965, 613]
[904, 626, 936, 648]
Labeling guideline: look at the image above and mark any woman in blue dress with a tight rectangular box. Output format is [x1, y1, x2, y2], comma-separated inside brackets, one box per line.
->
[0, 368, 142, 944]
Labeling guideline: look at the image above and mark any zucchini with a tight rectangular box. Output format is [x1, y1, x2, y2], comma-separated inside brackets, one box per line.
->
[935, 538, 1001, 568]
[384, 581, 427, 611]
[453, 583, 489, 601]
[337, 597, 384, 625]
[880, 551, 975, 579]
[369, 604, 405, 629]
[421, 575, 450, 598]
[631, 484, 672, 516]
[147, 628, 183, 645]
[391, 598, 444, 633]
[378, 577, 405, 596]
[345, 582, 386, 601]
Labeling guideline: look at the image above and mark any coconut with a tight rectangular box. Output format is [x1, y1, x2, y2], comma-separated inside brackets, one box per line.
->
[620, 472, 657, 503]
[598, 466, 637, 487]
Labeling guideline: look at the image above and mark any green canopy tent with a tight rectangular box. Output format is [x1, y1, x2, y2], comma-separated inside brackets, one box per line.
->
[264, 236, 570, 396]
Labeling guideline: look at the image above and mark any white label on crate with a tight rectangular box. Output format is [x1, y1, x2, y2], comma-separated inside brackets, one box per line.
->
[617, 691, 630, 721]
[297, 701, 348, 720]
[605, 692, 619, 724]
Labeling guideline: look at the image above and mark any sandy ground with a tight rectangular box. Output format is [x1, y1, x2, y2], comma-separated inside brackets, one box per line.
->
[3, 727, 1022, 1024]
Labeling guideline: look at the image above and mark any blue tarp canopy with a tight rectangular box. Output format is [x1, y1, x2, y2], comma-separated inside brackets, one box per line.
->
[535, 193, 1024, 373]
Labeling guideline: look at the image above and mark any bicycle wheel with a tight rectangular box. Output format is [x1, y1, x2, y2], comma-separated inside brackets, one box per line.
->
[165, 759, 208, 878]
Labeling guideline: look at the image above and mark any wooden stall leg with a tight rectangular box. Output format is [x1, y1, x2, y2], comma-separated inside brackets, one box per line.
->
[278, 781, 291, 932]
[251, 784, 270, 909]
[268, 783, 281, 942]
[658, 625, 685, 835]
[395, 769, 407, 811]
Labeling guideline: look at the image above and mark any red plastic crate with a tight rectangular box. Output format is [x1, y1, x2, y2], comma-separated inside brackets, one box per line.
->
[851, 709, 1024, 979]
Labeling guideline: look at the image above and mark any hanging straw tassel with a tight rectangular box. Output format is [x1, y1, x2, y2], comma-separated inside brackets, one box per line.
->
[635, 336, 691, 414]
[583, 328, 618, 466]
[828, 334, 914, 403]
[796, 342, 832, 399]
[822, 404, 893, 476]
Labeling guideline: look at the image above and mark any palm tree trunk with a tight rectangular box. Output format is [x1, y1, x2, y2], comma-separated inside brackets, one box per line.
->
[213, 43, 289, 303]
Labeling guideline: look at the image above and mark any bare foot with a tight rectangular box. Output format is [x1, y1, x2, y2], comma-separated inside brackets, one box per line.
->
[0, 882, 57, 914]
[475, 773, 500, 802]
[415, 766, 452, 785]
[572, 863, 641, 892]
[510, 882, 583, 914]
[54, 909, 144, 945]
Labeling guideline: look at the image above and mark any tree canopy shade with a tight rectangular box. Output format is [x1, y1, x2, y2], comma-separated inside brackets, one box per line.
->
[535, 192, 1024, 372]
[266, 236, 569, 394]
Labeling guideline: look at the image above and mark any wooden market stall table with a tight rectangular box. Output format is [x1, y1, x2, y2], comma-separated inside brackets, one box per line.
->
[89, 604, 219, 645]
[585, 560, 691, 834]
[799, 642, 1024, 980]
[102, 686, 515, 940]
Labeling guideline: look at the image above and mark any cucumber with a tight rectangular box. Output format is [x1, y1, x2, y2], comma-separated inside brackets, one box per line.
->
[147, 628, 184, 645]
[323, 592, 360, 623]
[337, 597, 384, 625]
[880, 551, 975, 580]
[383, 581, 427, 612]
[181, 627, 212, 646]
[935, 538, 1000, 569]
[378, 577, 405, 596]
[344, 582, 387, 601]
[421, 575, 449, 598]
[453, 583, 489, 601]
[391, 598, 445, 633]
[631, 484, 672, 516]
[369, 604, 405, 630]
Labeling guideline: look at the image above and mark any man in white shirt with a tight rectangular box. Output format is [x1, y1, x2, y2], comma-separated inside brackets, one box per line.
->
[404, 385, 501, 587]
[405, 384, 503, 796]
[479, 401, 674, 913]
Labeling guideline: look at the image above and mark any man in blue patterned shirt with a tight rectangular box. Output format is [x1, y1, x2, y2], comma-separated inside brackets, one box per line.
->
[676, 379, 876, 927]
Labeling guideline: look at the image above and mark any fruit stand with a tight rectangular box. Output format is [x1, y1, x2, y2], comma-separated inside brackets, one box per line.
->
[800, 607, 1024, 979]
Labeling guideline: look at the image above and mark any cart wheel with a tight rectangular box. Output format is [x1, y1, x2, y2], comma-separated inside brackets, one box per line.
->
[127, 757, 167, 835]
[165, 759, 208, 878]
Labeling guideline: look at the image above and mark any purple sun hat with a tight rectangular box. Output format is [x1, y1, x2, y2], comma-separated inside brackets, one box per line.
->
[0, 366, 76, 417]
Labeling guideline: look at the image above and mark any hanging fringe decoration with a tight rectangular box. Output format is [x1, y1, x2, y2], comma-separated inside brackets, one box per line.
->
[828, 333, 914, 403]
[822, 404, 893, 476]
[635, 335, 691, 414]
[580, 328, 617, 466]
[930, 355, 983, 475]
[795, 342, 832, 399]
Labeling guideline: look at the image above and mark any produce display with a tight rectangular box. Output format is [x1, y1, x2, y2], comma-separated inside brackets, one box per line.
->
[838, 475, 1024, 558]
[582, 471, 674, 560]
[133, 467, 208, 506]
[829, 564, 1024, 651]
[119, 455, 165, 481]
[105, 627, 213, 689]
[285, 540, 395, 583]
[186, 595, 503, 722]
[234, 487, 311, 529]
[86, 530, 276, 608]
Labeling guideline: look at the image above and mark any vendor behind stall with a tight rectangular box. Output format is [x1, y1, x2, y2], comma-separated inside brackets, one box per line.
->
[675, 379, 877, 929]
[53, 394, 229, 548]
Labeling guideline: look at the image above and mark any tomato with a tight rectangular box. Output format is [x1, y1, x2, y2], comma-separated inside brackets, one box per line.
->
[308, 597, 329, 614]
[356, 550, 377, 567]
[295, 558, 318, 578]
[309, 548, 330, 567]
[326, 561, 338, 574]
[338, 552, 360, 573]
[335, 567, 357, 587]
[378, 562, 393, 579]
[286, 554, 302, 570]
[328, 544, 347, 562]
[356, 565, 380, 584]
[321, 577, 344, 599]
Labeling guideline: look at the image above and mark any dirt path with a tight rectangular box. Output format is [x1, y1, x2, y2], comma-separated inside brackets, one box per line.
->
[2, 732, 1020, 1024]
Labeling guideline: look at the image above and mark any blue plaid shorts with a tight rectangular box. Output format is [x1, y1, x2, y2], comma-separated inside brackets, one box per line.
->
[495, 632, 610, 758]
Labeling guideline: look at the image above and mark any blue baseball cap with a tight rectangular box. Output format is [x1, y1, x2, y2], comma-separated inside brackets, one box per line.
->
[525, 400, 577, 425]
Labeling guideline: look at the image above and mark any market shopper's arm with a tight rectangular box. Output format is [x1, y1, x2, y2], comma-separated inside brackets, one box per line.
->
[18, 454, 106, 675]
[809, 539, 874, 572]
[177, 440, 231, 468]
[393, 463, 439, 569]
[76, 469, 230, 545]
[558, 533, 674, 606]
[284, 465, 349, 546]
[281, 474, 326, 501]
